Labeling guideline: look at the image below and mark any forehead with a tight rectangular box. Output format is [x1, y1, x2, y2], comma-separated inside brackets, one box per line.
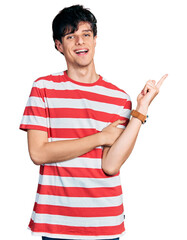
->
[77, 22, 92, 31]
[64, 21, 93, 36]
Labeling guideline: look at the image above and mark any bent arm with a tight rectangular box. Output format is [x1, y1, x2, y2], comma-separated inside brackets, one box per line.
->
[102, 74, 168, 175]
[27, 129, 104, 165]
[102, 115, 142, 175]
[27, 119, 124, 165]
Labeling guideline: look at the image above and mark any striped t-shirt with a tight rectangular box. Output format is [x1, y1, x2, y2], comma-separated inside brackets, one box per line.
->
[20, 70, 132, 239]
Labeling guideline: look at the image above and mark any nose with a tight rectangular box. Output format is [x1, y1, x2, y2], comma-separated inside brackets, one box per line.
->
[75, 35, 84, 45]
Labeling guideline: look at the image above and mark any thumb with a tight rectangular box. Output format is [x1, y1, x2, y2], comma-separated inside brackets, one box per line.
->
[111, 119, 126, 127]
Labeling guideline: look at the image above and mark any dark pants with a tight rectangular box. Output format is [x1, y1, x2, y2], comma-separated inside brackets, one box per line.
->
[42, 237, 119, 240]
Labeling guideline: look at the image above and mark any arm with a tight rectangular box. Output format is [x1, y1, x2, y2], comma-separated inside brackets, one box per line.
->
[101, 74, 168, 175]
[27, 119, 125, 165]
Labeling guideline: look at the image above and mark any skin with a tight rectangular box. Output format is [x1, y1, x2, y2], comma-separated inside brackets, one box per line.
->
[101, 74, 168, 175]
[55, 22, 99, 84]
[27, 21, 168, 175]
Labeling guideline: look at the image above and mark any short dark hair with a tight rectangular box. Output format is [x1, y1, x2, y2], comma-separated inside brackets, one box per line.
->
[52, 5, 97, 48]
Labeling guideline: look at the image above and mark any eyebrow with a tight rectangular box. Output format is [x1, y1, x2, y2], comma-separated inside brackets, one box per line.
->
[82, 29, 92, 32]
[64, 29, 93, 37]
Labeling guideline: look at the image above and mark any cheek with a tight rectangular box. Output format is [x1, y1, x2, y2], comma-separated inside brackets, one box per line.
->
[88, 42, 96, 52]
[62, 42, 73, 53]
[64, 47, 74, 58]
[91, 44, 96, 54]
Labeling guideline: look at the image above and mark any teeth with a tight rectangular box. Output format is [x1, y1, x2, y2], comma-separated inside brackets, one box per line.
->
[75, 49, 88, 53]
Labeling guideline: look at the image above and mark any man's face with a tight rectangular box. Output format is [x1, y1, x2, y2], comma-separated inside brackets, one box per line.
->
[56, 22, 97, 69]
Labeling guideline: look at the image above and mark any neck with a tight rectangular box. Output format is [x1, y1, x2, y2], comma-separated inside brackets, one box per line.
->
[66, 62, 99, 84]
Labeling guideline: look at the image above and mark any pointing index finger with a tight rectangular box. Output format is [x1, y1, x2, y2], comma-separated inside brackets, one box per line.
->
[156, 74, 168, 89]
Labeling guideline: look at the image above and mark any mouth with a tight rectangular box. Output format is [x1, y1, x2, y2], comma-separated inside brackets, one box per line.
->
[74, 49, 89, 56]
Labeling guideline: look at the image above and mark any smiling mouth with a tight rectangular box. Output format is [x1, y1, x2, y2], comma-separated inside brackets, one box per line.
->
[74, 49, 89, 55]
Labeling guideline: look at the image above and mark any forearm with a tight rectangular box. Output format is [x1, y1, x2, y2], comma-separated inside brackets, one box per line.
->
[101, 74, 167, 175]
[102, 106, 147, 175]
[29, 131, 104, 165]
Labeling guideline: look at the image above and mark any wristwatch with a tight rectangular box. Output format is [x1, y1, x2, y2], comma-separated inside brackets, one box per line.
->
[130, 110, 148, 124]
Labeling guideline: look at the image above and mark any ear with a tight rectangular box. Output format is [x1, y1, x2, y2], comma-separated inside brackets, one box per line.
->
[55, 39, 64, 54]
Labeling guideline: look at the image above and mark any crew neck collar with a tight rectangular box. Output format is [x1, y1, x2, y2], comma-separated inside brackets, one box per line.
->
[63, 70, 102, 86]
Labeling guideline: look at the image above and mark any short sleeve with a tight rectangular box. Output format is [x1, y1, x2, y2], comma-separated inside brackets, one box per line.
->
[19, 81, 48, 132]
[106, 94, 132, 130]
[118, 95, 132, 129]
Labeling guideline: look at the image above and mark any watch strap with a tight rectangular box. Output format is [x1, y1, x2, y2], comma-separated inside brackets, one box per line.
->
[131, 110, 147, 124]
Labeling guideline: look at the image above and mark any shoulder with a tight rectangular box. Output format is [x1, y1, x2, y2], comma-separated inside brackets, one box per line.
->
[33, 71, 67, 89]
[34, 71, 64, 84]
[100, 76, 131, 101]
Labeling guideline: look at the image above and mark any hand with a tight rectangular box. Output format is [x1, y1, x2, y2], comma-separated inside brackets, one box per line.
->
[136, 74, 168, 114]
[101, 119, 126, 146]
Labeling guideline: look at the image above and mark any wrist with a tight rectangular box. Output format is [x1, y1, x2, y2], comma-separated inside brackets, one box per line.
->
[131, 109, 148, 124]
[97, 132, 106, 146]
[136, 104, 148, 115]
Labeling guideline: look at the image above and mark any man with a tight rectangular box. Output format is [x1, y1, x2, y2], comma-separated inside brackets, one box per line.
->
[20, 5, 167, 240]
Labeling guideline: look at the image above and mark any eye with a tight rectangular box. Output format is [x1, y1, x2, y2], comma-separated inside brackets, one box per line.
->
[66, 35, 74, 40]
[84, 33, 91, 37]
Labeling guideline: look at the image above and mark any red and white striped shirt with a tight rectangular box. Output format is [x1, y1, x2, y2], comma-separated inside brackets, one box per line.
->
[20, 71, 132, 239]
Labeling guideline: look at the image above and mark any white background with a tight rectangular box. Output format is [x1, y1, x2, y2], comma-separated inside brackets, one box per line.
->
[0, 0, 187, 239]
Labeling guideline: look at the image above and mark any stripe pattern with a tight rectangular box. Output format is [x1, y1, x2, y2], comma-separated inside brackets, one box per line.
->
[20, 71, 131, 239]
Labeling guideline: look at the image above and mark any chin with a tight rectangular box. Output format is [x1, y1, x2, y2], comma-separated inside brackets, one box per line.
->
[76, 60, 94, 68]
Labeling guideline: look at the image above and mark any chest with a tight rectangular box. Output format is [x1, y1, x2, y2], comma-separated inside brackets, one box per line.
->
[43, 86, 123, 135]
